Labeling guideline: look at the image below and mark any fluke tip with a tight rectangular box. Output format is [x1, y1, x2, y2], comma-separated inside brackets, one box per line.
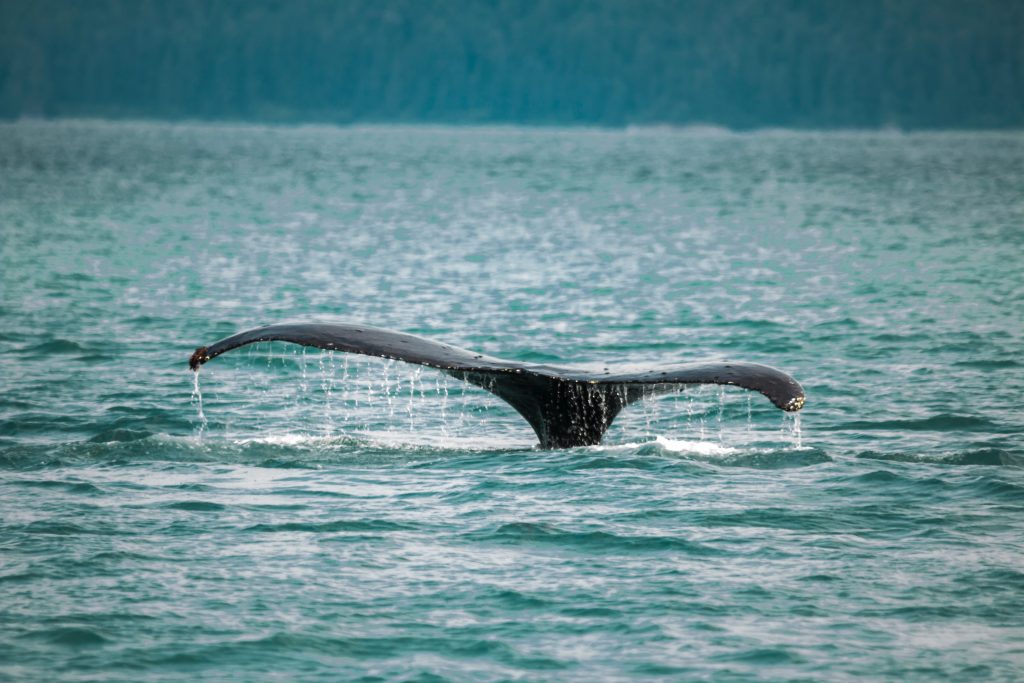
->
[189, 346, 209, 371]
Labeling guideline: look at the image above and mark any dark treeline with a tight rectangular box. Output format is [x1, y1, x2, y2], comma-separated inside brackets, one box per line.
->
[1, 0, 1021, 128]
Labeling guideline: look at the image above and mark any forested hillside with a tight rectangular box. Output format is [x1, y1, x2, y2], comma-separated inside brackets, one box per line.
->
[1, 0, 1021, 128]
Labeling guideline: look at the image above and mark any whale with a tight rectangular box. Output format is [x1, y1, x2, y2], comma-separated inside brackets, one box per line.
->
[189, 322, 805, 448]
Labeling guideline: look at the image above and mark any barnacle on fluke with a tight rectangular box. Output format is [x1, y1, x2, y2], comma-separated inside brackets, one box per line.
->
[189, 322, 805, 448]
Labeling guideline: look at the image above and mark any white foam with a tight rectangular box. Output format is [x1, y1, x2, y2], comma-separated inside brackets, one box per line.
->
[231, 430, 532, 452]
[234, 433, 329, 447]
[650, 435, 738, 456]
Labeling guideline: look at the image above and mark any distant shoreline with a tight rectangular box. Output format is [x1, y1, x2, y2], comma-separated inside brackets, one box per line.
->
[4, 116, 1023, 136]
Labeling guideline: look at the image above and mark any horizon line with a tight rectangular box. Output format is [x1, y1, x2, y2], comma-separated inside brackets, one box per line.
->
[4, 115, 1024, 137]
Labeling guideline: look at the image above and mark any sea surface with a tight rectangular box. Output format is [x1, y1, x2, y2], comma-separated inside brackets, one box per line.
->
[1, 121, 1023, 681]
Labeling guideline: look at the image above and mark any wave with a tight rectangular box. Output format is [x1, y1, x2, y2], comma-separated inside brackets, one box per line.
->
[18, 626, 109, 647]
[857, 448, 1024, 467]
[953, 359, 1020, 369]
[834, 414, 996, 432]
[19, 339, 88, 354]
[471, 521, 720, 555]
[7, 479, 104, 494]
[0, 425, 826, 475]
[245, 519, 412, 533]
[162, 500, 226, 511]
[644, 436, 736, 455]
[129, 631, 565, 672]
[88, 428, 154, 443]
[5, 429, 1015, 477]
[0, 411, 193, 440]
[0, 431, 535, 471]
[635, 437, 831, 469]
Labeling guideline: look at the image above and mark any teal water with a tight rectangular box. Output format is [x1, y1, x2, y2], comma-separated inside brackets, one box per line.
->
[2, 121, 1023, 681]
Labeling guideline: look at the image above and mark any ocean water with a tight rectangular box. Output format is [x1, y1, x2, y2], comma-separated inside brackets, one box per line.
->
[1, 121, 1023, 681]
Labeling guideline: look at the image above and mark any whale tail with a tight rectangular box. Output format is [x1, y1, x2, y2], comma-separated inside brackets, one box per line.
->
[188, 322, 804, 448]
[451, 369, 631, 448]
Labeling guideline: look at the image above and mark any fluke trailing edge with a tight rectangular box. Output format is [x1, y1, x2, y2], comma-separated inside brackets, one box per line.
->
[189, 322, 805, 448]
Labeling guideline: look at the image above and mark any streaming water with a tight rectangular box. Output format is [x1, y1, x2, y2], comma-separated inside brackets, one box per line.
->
[1, 121, 1022, 681]
[190, 369, 207, 439]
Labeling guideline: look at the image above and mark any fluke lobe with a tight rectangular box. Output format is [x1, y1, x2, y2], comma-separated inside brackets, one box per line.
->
[189, 322, 805, 448]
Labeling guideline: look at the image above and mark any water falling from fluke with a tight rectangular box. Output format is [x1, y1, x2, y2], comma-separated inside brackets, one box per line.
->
[782, 411, 803, 448]
[186, 322, 806, 448]
[190, 368, 208, 439]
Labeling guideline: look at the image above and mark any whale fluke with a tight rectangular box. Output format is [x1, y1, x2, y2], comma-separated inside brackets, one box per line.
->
[188, 322, 805, 448]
